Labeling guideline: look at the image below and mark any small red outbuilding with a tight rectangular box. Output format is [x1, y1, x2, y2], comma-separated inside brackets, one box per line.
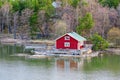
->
[56, 32, 86, 50]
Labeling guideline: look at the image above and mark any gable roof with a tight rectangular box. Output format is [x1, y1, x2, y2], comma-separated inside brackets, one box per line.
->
[56, 32, 86, 41]
[67, 32, 86, 41]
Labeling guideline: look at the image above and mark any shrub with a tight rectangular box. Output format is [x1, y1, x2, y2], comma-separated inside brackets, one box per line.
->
[90, 34, 109, 51]
[107, 27, 120, 47]
[107, 27, 120, 42]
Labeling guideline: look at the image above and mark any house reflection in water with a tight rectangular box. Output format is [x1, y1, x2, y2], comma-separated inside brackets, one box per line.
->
[56, 58, 85, 70]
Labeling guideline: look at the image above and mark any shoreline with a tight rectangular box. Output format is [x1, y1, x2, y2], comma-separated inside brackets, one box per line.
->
[0, 38, 26, 44]
[0, 37, 54, 45]
[1, 37, 120, 56]
[11, 51, 100, 59]
[105, 49, 120, 55]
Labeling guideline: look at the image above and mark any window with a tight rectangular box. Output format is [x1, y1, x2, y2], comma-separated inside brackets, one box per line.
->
[64, 42, 70, 47]
[64, 36, 70, 40]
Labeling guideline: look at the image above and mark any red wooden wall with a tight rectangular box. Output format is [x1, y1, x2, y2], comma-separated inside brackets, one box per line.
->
[56, 34, 78, 49]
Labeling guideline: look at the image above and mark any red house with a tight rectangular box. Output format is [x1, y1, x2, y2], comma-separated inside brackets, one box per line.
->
[56, 32, 86, 50]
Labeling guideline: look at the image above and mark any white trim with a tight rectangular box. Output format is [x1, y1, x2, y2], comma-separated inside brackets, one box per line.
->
[77, 42, 80, 50]
[64, 36, 70, 40]
[55, 33, 69, 41]
[64, 42, 70, 47]
[55, 40, 57, 48]
[55, 33, 75, 41]
[55, 32, 86, 42]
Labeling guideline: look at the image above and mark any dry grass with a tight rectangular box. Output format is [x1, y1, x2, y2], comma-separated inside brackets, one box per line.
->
[29, 40, 55, 45]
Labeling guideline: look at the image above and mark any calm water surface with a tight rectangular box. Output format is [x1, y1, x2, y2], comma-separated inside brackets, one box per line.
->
[0, 44, 120, 80]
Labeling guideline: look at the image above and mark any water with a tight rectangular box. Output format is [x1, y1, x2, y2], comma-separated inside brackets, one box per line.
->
[0, 44, 120, 80]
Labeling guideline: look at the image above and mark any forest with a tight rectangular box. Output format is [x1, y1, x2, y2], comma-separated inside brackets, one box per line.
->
[0, 0, 120, 48]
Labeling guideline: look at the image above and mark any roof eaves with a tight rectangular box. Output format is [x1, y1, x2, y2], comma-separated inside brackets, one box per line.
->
[67, 32, 86, 41]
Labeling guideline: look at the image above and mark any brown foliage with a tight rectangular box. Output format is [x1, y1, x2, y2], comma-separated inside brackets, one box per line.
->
[62, 6, 76, 32]
[0, 0, 120, 40]
[18, 9, 33, 39]
[85, 0, 119, 38]
[107, 27, 120, 42]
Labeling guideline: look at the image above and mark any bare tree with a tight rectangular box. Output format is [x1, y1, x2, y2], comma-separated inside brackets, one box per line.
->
[18, 9, 33, 39]
[37, 10, 46, 36]
[116, 5, 120, 27]
[0, 2, 12, 33]
[62, 6, 76, 32]
[13, 12, 19, 39]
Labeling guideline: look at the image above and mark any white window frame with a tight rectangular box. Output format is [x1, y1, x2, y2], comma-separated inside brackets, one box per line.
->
[64, 36, 70, 40]
[64, 42, 70, 47]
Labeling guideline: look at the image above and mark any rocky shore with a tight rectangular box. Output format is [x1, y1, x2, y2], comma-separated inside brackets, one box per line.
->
[105, 48, 120, 55]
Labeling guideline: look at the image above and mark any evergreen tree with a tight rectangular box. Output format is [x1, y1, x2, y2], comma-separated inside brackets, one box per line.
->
[99, 0, 120, 8]
[76, 13, 94, 36]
